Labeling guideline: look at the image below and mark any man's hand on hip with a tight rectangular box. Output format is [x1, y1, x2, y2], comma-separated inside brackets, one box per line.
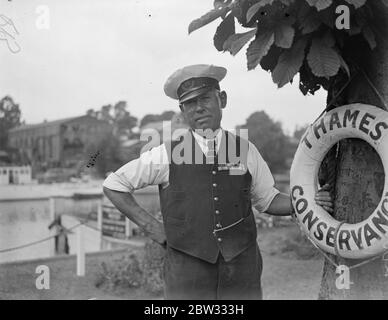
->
[147, 220, 167, 247]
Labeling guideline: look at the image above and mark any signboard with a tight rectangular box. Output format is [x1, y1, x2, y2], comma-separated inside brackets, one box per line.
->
[96, 195, 146, 241]
[101, 204, 127, 239]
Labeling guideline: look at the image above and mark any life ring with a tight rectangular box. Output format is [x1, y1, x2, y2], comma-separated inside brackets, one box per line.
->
[290, 103, 388, 259]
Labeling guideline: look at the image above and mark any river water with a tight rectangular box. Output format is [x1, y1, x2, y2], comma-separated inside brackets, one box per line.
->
[0, 178, 287, 264]
[0, 185, 160, 264]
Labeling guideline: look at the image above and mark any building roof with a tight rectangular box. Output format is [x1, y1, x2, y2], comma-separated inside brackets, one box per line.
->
[9, 116, 79, 133]
[9, 115, 105, 133]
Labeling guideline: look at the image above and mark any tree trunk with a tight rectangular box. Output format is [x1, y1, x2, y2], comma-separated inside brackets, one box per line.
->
[318, 2, 388, 300]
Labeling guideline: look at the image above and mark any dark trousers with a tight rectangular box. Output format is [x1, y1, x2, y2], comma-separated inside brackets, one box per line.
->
[163, 243, 263, 300]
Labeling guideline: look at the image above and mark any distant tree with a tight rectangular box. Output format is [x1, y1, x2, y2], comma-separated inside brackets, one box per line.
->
[86, 101, 138, 137]
[237, 110, 292, 173]
[140, 114, 159, 128]
[0, 96, 21, 150]
[84, 101, 139, 177]
[160, 111, 176, 121]
[93, 132, 123, 177]
[100, 105, 114, 123]
[113, 101, 138, 137]
[293, 124, 309, 141]
[86, 108, 97, 118]
[122, 140, 149, 163]
[113, 101, 127, 119]
[140, 110, 176, 127]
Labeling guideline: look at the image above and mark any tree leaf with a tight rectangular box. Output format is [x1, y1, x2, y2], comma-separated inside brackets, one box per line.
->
[272, 39, 307, 87]
[299, 62, 322, 95]
[300, 14, 322, 34]
[305, 0, 333, 11]
[246, 0, 274, 23]
[246, 31, 275, 70]
[321, 32, 335, 47]
[318, 6, 336, 28]
[348, 25, 362, 35]
[189, 6, 231, 34]
[279, 0, 295, 5]
[274, 24, 295, 48]
[338, 54, 350, 77]
[223, 28, 257, 56]
[362, 26, 377, 50]
[214, 0, 233, 18]
[214, 13, 236, 51]
[307, 38, 340, 78]
[344, 0, 367, 9]
[214, 0, 232, 9]
[261, 46, 282, 72]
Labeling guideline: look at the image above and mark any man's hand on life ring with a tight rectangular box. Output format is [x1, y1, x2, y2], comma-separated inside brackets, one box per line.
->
[314, 183, 334, 213]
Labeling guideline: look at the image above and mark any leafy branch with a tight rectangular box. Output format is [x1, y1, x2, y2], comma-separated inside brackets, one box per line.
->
[189, 0, 387, 95]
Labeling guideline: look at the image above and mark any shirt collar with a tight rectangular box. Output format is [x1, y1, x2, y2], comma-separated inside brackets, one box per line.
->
[191, 127, 223, 151]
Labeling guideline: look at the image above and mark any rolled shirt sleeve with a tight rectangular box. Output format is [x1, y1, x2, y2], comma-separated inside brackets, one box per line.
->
[247, 141, 280, 213]
[102, 143, 169, 193]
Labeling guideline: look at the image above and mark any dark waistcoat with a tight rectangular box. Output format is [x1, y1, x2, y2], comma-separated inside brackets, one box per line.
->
[159, 130, 257, 263]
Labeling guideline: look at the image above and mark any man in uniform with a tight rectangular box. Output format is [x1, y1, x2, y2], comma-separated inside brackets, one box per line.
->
[102, 64, 333, 300]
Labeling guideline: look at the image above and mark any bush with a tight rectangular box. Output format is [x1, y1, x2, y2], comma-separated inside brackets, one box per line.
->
[278, 228, 320, 260]
[94, 243, 165, 296]
[95, 253, 143, 290]
[141, 241, 165, 296]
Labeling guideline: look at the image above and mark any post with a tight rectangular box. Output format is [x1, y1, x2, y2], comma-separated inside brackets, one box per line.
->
[76, 224, 85, 276]
[97, 199, 103, 250]
[48, 197, 56, 257]
[125, 217, 131, 238]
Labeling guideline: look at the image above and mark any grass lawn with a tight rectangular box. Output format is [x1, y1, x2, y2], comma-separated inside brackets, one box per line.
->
[0, 225, 324, 300]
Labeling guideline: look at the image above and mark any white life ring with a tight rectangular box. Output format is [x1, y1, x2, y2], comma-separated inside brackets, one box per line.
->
[290, 103, 388, 259]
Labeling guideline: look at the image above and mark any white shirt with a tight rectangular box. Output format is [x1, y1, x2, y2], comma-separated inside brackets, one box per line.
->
[103, 129, 280, 212]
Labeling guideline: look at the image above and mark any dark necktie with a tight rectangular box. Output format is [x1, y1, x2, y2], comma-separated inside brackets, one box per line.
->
[206, 139, 216, 164]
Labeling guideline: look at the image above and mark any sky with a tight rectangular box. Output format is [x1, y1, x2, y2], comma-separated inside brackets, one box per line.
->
[1, 0, 327, 135]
